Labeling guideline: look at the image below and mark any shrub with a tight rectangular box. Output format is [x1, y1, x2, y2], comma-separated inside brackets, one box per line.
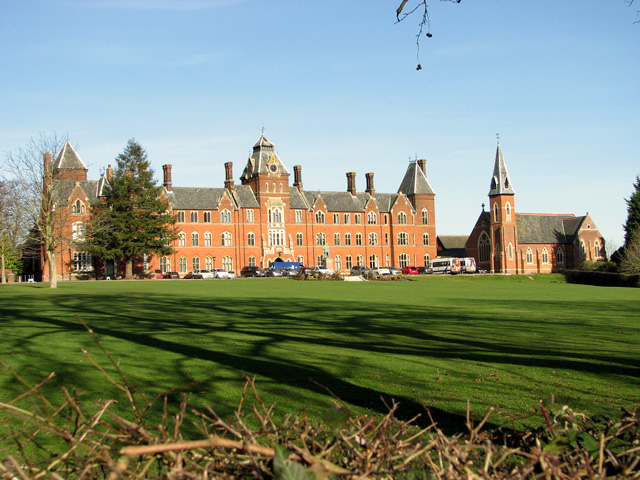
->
[579, 260, 618, 272]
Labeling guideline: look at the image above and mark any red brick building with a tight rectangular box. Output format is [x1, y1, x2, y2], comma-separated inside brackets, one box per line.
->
[37, 134, 438, 280]
[464, 143, 605, 273]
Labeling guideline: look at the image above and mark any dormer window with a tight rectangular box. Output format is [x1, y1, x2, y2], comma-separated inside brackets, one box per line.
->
[72, 199, 86, 215]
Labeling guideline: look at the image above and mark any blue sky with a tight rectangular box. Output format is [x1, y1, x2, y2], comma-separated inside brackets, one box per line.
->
[1, 0, 638, 250]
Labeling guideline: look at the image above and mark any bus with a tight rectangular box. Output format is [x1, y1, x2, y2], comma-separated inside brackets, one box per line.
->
[460, 257, 477, 274]
[430, 257, 461, 275]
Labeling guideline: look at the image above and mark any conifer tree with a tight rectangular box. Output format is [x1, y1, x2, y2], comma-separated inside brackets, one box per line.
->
[623, 175, 640, 248]
[86, 139, 176, 279]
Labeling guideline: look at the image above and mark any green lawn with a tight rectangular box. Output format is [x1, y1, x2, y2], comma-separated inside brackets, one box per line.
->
[1, 275, 639, 436]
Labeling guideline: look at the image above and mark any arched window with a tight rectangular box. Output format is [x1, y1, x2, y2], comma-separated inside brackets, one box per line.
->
[493, 203, 499, 222]
[317, 254, 324, 265]
[296, 232, 303, 246]
[220, 209, 231, 223]
[221, 232, 232, 246]
[247, 232, 255, 246]
[368, 232, 378, 246]
[345, 233, 352, 245]
[270, 208, 282, 223]
[205, 256, 213, 270]
[556, 248, 564, 264]
[177, 211, 185, 223]
[384, 214, 388, 224]
[178, 232, 186, 247]
[160, 257, 170, 273]
[346, 255, 353, 269]
[356, 255, 363, 266]
[192, 256, 200, 271]
[73, 199, 86, 215]
[204, 232, 212, 246]
[508, 242, 514, 261]
[594, 240, 601, 258]
[526, 248, 534, 264]
[333, 213, 339, 224]
[422, 209, 429, 225]
[297, 255, 304, 264]
[179, 257, 187, 273]
[369, 254, 378, 268]
[399, 253, 410, 268]
[424, 254, 431, 266]
[397, 232, 409, 246]
[542, 248, 549, 264]
[355, 233, 362, 245]
[367, 212, 377, 224]
[246, 210, 254, 223]
[580, 240, 586, 258]
[222, 256, 233, 271]
[316, 233, 326, 246]
[478, 232, 490, 263]
[505, 202, 512, 222]
[248, 255, 256, 267]
[397, 212, 407, 224]
[334, 233, 340, 245]
[315, 211, 325, 224]
[423, 233, 430, 245]
[335, 255, 342, 271]
[191, 232, 199, 246]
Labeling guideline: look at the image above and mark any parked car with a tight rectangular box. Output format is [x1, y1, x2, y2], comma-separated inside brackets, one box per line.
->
[240, 266, 266, 277]
[402, 266, 419, 275]
[184, 271, 201, 279]
[154, 269, 164, 279]
[227, 271, 237, 279]
[416, 266, 433, 275]
[163, 271, 180, 279]
[387, 266, 402, 275]
[372, 267, 391, 276]
[265, 268, 283, 277]
[311, 266, 332, 275]
[350, 266, 371, 276]
[198, 269, 215, 279]
[213, 268, 230, 279]
[280, 267, 299, 277]
[299, 266, 315, 275]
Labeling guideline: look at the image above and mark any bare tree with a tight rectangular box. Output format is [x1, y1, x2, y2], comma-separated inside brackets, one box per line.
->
[0, 177, 27, 283]
[4, 133, 70, 288]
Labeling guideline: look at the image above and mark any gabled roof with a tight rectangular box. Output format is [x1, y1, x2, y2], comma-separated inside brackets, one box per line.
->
[397, 161, 435, 196]
[303, 191, 366, 212]
[240, 134, 290, 181]
[515, 214, 583, 244]
[53, 180, 100, 206]
[488, 143, 515, 196]
[289, 187, 310, 209]
[165, 186, 228, 210]
[54, 142, 87, 171]
[372, 193, 398, 214]
[233, 185, 260, 208]
[438, 235, 469, 250]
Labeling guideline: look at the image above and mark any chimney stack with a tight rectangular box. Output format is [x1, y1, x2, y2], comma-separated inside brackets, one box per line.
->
[224, 162, 234, 190]
[346, 171, 356, 196]
[293, 165, 303, 191]
[162, 164, 172, 191]
[417, 159, 426, 174]
[365, 172, 375, 197]
[106, 164, 114, 182]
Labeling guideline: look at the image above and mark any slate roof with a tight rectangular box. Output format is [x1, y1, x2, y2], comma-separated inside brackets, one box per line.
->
[516, 214, 584, 244]
[165, 187, 228, 210]
[54, 142, 87, 171]
[233, 185, 260, 208]
[304, 191, 366, 212]
[53, 180, 100, 206]
[289, 187, 309, 209]
[438, 235, 469, 250]
[240, 134, 290, 181]
[488, 143, 515, 196]
[372, 193, 398, 213]
[397, 161, 435, 196]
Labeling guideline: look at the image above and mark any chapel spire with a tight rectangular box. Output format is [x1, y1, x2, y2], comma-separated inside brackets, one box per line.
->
[488, 142, 515, 196]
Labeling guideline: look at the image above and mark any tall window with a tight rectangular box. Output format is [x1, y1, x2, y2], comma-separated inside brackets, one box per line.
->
[505, 203, 512, 222]
[190, 211, 198, 223]
[222, 232, 232, 246]
[493, 203, 499, 222]
[356, 255, 363, 266]
[317, 254, 324, 266]
[397, 232, 409, 245]
[177, 211, 185, 223]
[345, 233, 352, 245]
[344, 213, 350, 224]
[556, 248, 564, 264]
[179, 257, 187, 273]
[192, 256, 200, 271]
[72, 199, 86, 215]
[178, 232, 186, 247]
[203, 211, 211, 223]
[386, 254, 390, 266]
[422, 209, 428, 225]
[542, 248, 549, 264]
[346, 255, 353, 269]
[424, 254, 431, 266]
[594, 240, 601, 258]
[222, 256, 233, 271]
[204, 232, 212, 246]
[334, 233, 340, 245]
[397, 212, 407, 224]
[508, 242, 514, 260]
[73, 252, 92, 272]
[247, 210, 254, 223]
[399, 253, 410, 268]
[333, 213, 339, 224]
[368, 232, 378, 246]
[478, 232, 490, 263]
[160, 257, 170, 273]
[315, 211, 325, 224]
[269, 230, 284, 246]
[369, 254, 378, 268]
[316, 233, 326, 246]
[72, 222, 86, 241]
[296, 232, 303, 246]
[297, 255, 304, 264]
[355, 214, 362, 224]
[295, 210, 302, 223]
[367, 212, 377, 224]
[269, 208, 282, 223]
[355, 233, 362, 246]
[423, 233, 430, 245]
[221, 210, 231, 223]
[248, 256, 256, 267]
[526, 248, 534, 264]
[580, 240, 586, 258]
[247, 232, 255, 246]
[384, 214, 388, 224]
[205, 256, 213, 270]
[335, 255, 342, 271]
[191, 232, 199, 246]
[385, 233, 389, 245]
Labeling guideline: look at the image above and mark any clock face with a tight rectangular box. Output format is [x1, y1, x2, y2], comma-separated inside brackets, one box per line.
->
[269, 164, 278, 173]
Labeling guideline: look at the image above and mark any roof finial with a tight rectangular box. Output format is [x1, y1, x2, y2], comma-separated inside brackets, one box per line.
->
[496, 132, 500, 144]
[261, 123, 265, 136]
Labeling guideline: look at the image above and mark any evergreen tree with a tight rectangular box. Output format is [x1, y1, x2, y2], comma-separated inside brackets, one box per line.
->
[623, 175, 640, 248]
[86, 139, 176, 279]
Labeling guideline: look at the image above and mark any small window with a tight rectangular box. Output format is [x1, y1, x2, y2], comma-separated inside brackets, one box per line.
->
[424, 254, 431, 267]
[422, 209, 428, 225]
[295, 210, 303, 224]
[355, 213, 362, 224]
[397, 212, 407, 224]
[367, 212, 377, 224]
[190, 211, 198, 223]
[556, 248, 564, 264]
[297, 255, 304, 264]
[542, 248, 549, 264]
[247, 232, 255, 246]
[247, 210, 254, 223]
[369, 254, 378, 268]
[177, 211, 185, 223]
[204, 232, 212, 246]
[160, 257, 170, 273]
[368, 232, 378, 246]
[505, 203, 512, 222]
[423, 233, 429, 246]
[356, 255, 363, 267]
[344, 213, 350, 224]
[249, 255, 256, 267]
[179, 257, 187, 273]
[315, 211, 325, 224]
[333, 213, 339, 224]
[205, 256, 213, 270]
[508, 242, 514, 260]
[345, 233, 352, 246]
[178, 232, 186, 247]
[203, 211, 211, 223]
[222, 256, 233, 271]
[346, 255, 353, 270]
[316, 233, 326, 246]
[192, 256, 200, 271]
[221, 210, 231, 223]
[222, 232, 232, 246]
[493, 203, 499, 223]
[191, 232, 199, 246]
[399, 253, 410, 268]
[296, 232, 303, 246]
[334, 233, 340, 246]
[397, 232, 409, 246]
[335, 255, 342, 271]
[526, 248, 534, 264]
[355, 233, 362, 246]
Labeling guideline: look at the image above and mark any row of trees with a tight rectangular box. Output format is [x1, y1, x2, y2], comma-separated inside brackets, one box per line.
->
[1, 135, 176, 288]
